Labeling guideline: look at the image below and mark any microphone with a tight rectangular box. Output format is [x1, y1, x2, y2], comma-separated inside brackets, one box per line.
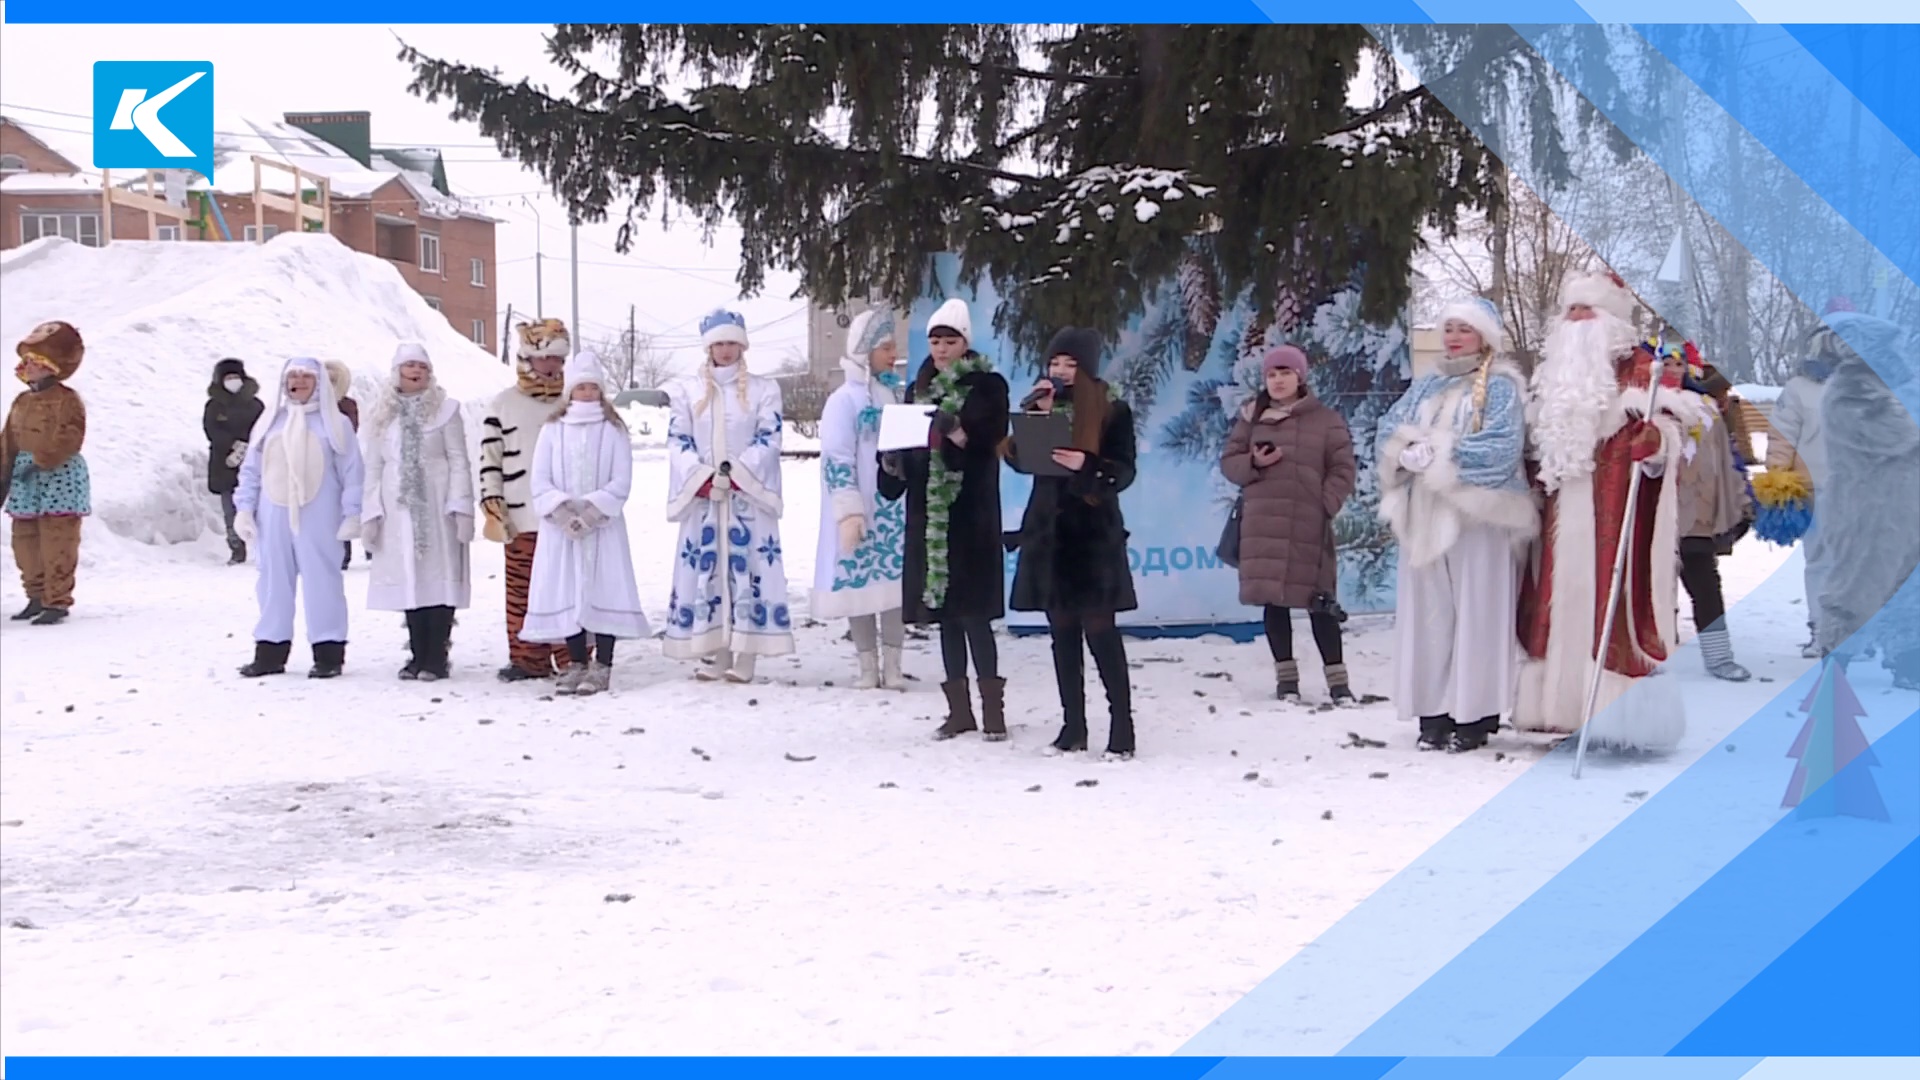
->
[1021, 378, 1064, 411]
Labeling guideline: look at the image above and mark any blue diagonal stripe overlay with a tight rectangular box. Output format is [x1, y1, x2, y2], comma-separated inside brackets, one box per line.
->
[1184, 22, 1917, 1060]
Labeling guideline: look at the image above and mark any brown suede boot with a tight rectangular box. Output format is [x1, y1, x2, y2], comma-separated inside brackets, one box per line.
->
[978, 677, 1008, 741]
[935, 679, 978, 740]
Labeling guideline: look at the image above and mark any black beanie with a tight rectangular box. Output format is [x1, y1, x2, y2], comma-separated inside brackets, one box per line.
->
[1045, 327, 1104, 376]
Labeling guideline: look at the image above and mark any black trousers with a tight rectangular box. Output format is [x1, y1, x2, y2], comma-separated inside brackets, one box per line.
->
[566, 632, 616, 666]
[1678, 538, 1726, 632]
[938, 616, 999, 682]
[1045, 610, 1134, 753]
[1263, 605, 1344, 664]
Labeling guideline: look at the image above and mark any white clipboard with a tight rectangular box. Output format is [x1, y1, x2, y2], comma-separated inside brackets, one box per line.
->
[876, 404, 937, 451]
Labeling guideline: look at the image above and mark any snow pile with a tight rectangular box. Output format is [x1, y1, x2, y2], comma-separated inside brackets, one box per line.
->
[0, 234, 512, 546]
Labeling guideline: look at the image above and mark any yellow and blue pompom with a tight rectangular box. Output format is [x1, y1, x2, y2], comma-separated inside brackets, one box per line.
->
[1752, 469, 1814, 546]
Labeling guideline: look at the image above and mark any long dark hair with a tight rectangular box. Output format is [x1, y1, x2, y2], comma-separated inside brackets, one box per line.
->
[1068, 372, 1111, 454]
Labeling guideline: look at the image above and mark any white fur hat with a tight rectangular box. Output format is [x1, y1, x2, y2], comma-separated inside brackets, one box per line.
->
[1559, 272, 1637, 325]
[1438, 297, 1505, 353]
[391, 342, 430, 369]
[927, 298, 972, 342]
[700, 309, 749, 349]
[564, 350, 608, 397]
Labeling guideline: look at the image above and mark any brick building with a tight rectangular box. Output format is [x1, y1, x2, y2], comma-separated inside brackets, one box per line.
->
[0, 111, 499, 349]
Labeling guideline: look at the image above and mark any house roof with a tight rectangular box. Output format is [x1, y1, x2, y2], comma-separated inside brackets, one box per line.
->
[0, 171, 104, 195]
[2, 111, 497, 223]
[0, 113, 93, 172]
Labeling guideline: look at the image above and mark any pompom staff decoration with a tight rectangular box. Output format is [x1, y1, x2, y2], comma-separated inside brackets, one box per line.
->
[1751, 469, 1814, 546]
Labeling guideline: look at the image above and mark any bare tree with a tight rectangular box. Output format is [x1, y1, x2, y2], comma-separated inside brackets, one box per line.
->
[622, 329, 677, 389]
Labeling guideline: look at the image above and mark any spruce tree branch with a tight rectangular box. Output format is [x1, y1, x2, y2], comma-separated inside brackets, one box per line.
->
[1324, 85, 1434, 138]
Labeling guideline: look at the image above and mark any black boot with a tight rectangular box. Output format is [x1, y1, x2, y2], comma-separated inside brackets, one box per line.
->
[341, 542, 353, 571]
[419, 607, 453, 681]
[400, 610, 427, 680]
[309, 641, 346, 679]
[1048, 631, 1089, 753]
[31, 607, 68, 625]
[11, 598, 45, 621]
[1087, 626, 1133, 758]
[1449, 715, 1500, 753]
[978, 676, 1008, 742]
[228, 543, 247, 566]
[239, 640, 292, 678]
[1417, 714, 1456, 752]
[935, 679, 978, 740]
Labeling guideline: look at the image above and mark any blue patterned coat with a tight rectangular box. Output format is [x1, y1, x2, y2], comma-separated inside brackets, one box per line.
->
[812, 358, 906, 619]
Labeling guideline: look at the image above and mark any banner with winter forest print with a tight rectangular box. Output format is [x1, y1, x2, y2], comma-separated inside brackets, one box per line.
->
[905, 251, 1410, 637]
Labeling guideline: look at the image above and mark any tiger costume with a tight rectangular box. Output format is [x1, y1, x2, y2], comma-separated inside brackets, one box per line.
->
[482, 317, 573, 681]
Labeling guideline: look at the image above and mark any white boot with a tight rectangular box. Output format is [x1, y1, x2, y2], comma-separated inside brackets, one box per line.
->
[725, 652, 757, 684]
[695, 650, 731, 682]
[853, 650, 880, 690]
[880, 645, 904, 689]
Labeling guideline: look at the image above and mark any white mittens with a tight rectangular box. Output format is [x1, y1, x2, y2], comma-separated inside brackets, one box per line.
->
[579, 504, 610, 530]
[362, 518, 383, 553]
[709, 471, 734, 500]
[225, 441, 247, 469]
[336, 518, 362, 542]
[451, 513, 474, 544]
[1399, 442, 1437, 472]
[234, 510, 256, 543]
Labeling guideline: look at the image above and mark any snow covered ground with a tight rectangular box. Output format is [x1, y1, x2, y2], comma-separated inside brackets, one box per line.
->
[0, 233, 1819, 1054]
[0, 446, 1805, 1055]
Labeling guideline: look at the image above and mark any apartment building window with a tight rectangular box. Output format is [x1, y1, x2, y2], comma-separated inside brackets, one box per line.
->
[470, 319, 487, 346]
[243, 224, 278, 243]
[419, 232, 442, 274]
[20, 212, 102, 247]
[423, 296, 442, 312]
[469, 257, 485, 287]
[156, 225, 183, 241]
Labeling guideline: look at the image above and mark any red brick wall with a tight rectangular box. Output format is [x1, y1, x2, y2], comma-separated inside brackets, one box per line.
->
[0, 120, 81, 173]
[339, 177, 496, 348]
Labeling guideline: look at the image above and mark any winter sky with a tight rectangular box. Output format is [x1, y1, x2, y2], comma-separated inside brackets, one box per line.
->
[0, 23, 810, 375]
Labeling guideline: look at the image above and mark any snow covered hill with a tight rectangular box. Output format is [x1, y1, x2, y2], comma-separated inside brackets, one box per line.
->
[0, 234, 513, 544]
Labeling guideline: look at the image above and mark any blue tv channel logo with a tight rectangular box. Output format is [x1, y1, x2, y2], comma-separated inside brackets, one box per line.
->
[92, 61, 215, 181]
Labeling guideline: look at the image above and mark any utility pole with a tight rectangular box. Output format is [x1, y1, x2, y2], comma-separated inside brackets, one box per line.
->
[569, 217, 581, 354]
[626, 304, 639, 388]
[521, 195, 544, 318]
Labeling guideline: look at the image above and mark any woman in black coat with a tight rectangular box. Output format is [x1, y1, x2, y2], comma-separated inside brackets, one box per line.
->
[203, 358, 263, 565]
[877, 301, 1012, 741]
[1007, 327, 1139, 758]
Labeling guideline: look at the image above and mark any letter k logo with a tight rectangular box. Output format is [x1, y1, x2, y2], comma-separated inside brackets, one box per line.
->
[93, 61, 216, 180]
[108, 72, 206, 157]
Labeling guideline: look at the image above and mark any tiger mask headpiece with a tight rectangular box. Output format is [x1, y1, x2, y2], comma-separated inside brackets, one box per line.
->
[514, 318, 570, 398]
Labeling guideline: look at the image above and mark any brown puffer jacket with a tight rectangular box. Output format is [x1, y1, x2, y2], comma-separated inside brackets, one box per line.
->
[1220, 393, 1357, 609]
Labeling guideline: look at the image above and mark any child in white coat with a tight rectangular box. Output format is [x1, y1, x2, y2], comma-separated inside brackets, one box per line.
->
[812, 309, 908, 688]
[361, 342, 475, 681]
[522, 351, 651, 696]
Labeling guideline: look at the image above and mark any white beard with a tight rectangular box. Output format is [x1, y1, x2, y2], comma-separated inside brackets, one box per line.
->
[1529, 313, 1637, 493]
